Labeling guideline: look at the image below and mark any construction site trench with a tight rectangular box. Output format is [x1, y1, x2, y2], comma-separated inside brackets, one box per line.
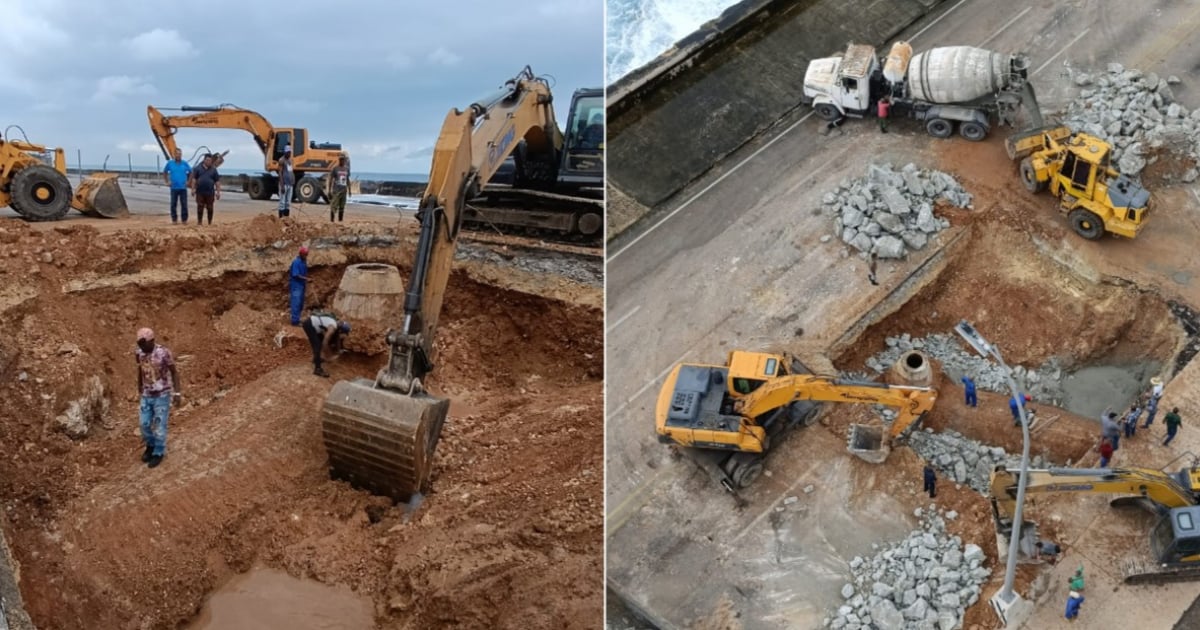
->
[0, 216, 603, 630]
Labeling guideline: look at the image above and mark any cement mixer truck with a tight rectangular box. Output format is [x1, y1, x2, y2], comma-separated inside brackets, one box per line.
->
[801, 42, 1038, 141]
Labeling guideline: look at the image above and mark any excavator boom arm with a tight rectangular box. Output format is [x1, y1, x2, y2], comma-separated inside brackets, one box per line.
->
[990, 466, 1198, 522]
[735, 374, 938, 439]
[146, 104, 275, 163]
[376, 67, 562, 394]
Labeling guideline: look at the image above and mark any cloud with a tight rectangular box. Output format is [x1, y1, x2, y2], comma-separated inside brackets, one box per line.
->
[92, 75, 156, 101]
[537, 0, 594, 17]
[387, 52, 413, 69]
[427, 46, 461, 66]
[404, 146, 435, 160]
[0, 5, 70, 58]
[123, 29, 197, 62]
[117, 140, 161, 153]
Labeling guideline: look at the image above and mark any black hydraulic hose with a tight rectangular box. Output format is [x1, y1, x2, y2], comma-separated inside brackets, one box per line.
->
[403, 201, 439, 328]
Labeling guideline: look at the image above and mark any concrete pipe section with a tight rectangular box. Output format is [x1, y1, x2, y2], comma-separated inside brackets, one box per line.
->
[331, 263, 405, 356]
[890, 350, 934, 387]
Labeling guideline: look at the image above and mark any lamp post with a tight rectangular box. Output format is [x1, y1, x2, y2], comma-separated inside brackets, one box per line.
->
[953, 320, 1031, 624]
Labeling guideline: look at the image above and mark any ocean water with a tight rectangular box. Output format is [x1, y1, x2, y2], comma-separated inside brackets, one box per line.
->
[606, 0, 743, 82]
[74, 165, 427, 182]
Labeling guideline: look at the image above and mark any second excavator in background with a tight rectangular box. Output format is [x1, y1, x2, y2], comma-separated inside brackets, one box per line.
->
[989, 464, 1200, 584]
[146, 104, 346, 204]
[318, 67, 598, 501]
[655, 348, 939, 491]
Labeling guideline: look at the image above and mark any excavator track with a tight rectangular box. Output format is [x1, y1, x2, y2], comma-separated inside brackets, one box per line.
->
[1120, 559, 1200, 585]
[465, 186, 604, 245]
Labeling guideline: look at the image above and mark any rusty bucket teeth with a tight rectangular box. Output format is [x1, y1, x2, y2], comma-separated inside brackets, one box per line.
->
[320, 377, 450, 502]
[72, 173, 129, 218]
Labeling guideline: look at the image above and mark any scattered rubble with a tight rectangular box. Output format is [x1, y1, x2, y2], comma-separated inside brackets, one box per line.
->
[54, 375, 110, 439]
[866, 333, 1067, 405]
[1065, 65, 1199, 180]
[909, 429, 1048, 493]
[825, 508, 991, 630]
[824, 164, 971, 259]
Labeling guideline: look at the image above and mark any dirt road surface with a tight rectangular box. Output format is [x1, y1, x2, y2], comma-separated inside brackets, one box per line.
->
[0, 188, 602, 629]
[606, 0, 1200, 627]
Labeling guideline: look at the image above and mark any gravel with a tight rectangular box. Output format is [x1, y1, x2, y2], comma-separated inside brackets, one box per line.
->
[1064, 66, 1199, 180]
[825, 164, 972, 260]
[826, 509, 991, 630]
[909, 429, 1048, 493]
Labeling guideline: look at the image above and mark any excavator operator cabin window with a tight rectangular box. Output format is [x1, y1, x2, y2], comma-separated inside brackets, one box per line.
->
[763, 358, 778, 376]
[733, 378, 766, 395]
[273, 131, 292, 161]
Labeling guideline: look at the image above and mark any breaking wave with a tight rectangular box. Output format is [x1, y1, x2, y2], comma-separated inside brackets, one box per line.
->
[606, 0, 742, 83]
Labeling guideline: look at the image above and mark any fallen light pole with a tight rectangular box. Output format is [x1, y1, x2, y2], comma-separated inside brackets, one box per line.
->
[953, 319, 1034, 627]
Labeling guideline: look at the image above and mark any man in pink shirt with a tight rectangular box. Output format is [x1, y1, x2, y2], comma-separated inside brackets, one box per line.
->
[878, 97, 891, 134]
[135, 327, 181, 468]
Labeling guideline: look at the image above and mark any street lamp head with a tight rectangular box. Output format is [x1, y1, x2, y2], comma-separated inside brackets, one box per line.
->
[954, 319, 993, 358]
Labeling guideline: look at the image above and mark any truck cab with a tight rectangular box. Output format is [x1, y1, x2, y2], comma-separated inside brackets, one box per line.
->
[802, 44, 879, 121]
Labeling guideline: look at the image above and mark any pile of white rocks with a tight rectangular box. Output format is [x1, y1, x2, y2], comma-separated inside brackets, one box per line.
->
[823, 163, 972, 259]
[865, 333, 1067, 406]
[909, 429, 1048, 494]
[1065, 64, 1198, 180]
[825, 508, 991, 630]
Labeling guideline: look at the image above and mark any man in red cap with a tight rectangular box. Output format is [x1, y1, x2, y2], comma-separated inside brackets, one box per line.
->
[289, 245, 310, 325]
[135, 327, 180, 468]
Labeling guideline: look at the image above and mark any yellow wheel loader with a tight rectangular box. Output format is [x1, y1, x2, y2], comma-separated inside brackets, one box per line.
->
[1006, 126, 1149, 240]
[655, 349, 938, 491]
[0, 130, 127, 221]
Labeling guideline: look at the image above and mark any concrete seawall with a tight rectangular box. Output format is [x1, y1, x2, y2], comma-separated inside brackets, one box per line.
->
[606, 0, 947, 239]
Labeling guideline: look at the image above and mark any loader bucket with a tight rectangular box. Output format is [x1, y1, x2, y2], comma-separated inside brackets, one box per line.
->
[1005, 124, 1072, 161]
[847, 424, 889, 463]
[71, 173, 128, 218]
[320, 377, 450, 502]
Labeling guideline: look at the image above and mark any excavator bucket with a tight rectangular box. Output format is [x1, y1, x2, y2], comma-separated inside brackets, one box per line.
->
[320, 377, 450, 502]
[848, 425, 889, 463]
[71, 173, 129, 218]
[847, 350, 935, 463]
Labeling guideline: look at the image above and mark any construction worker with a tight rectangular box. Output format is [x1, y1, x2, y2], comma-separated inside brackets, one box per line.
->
[867, 251, 879, 286]
[1124, 402, 1142, 438]
[923, 464, 937, 499]
[877, 96, 891, 133]
[1035, 540, 1061, 564]
[1152, 376, 1164, 400]
[1143, 392, 1160, 428]
[163, 147, 192, 224]
[1098, 437, 1114, 468]
[961, 375, 977, 407]
[327, 154, 350, 222]
[1164, 407, 1183, 446]
[1069, 566, 1085, 592]
[277, 146, 295, 218]
[135, 328, 180, 468]
[1101, 408, 1121, 451]
[1064, 590, 1085, 622]
[288, 246, 310, 326]
[1010, 393, 1031, 426]
[302, 310, 350, 377]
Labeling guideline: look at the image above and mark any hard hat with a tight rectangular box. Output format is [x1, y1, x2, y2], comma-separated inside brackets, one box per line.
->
[338, 321, 351, 334]
[299, 246, 309, 255]
[137, 327, 154, 341]
[1151, 376, 1163, 386]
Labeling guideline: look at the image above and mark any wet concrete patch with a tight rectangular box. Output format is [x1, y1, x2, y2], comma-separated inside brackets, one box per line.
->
[1060, 361, 1162, 420]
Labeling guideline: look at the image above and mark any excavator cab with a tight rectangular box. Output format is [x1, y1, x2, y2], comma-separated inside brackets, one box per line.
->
[558, 88, 604, 194]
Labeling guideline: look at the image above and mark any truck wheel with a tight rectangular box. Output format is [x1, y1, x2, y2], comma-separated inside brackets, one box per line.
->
[9, 164, 71, 222]
[814, 104, 841, 121]
[925, 118, 954, 138]
[297, 176, 322, 204]
[959, 121, 988, 142]
[1019, 158, 1046, 194]
[1068, 209, 1105, 240]
[247, 176, 271, 200]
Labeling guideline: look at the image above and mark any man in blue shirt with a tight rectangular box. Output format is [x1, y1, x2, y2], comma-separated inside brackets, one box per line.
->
[289, 246, 310, 325]
[1010, 393, 1031, 426]
[961, 375, 977, 407]
[162, 148, 192, 224]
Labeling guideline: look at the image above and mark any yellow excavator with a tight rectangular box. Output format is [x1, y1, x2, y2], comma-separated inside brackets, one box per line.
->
[1005, 88, 1150, 241]
[655, 349, 939, 490]
[146, 104, 346, 204]
[0, 128, 127, 221]
[318, 67, 573, 501]
[989, 464, 1200, 584]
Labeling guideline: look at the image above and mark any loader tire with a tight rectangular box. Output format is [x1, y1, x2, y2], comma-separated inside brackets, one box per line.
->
[814, 103, 842, 121]
[1020, 158, 1046, 194]
[9, 165, 71, 222]
[925, 118, 953, 139]
[1068, 209, 1105, 240]
[247, 176, 272, 200]
[297, 176, 323, 204]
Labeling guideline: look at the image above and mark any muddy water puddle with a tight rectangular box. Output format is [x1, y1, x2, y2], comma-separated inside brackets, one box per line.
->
[187, 566, 375, 630]
[1060, 361, 1162, 420]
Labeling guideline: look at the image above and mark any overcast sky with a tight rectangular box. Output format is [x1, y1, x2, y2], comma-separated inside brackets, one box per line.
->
[0, 0, 602, 174]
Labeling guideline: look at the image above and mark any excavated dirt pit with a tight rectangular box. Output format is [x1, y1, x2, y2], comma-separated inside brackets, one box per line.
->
[0, 218, 602, 630]
[824, 220, 1192, 628]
